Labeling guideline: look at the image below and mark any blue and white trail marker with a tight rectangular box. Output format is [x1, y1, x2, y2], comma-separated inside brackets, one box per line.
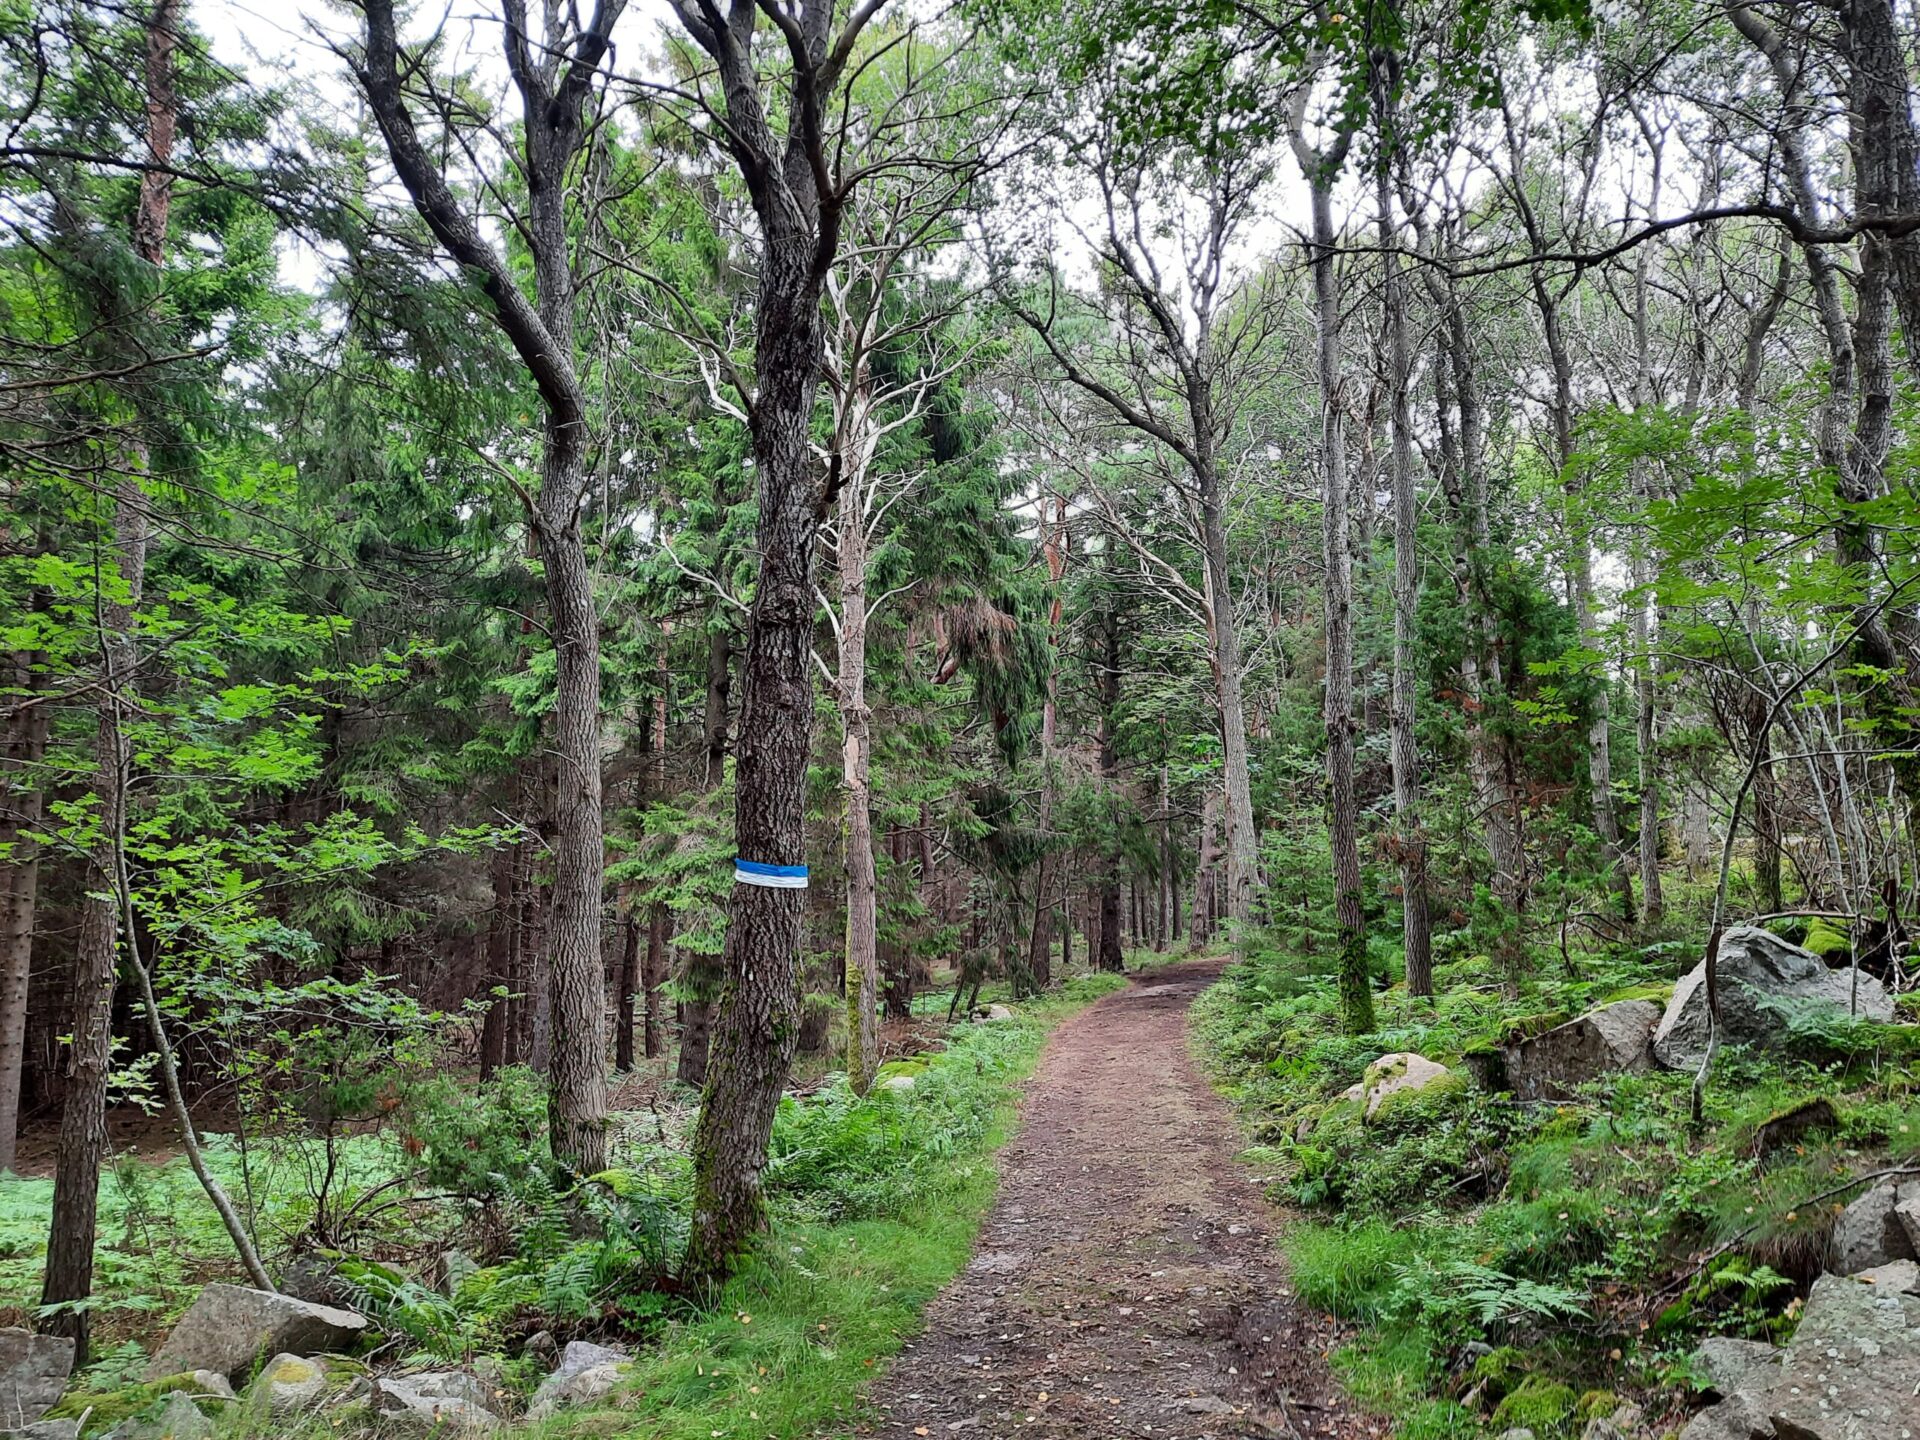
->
[733, 858, 809, 890]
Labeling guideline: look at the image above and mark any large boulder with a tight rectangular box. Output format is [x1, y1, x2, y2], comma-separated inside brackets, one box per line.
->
[1828, 1179, 1920, 1274]
[1679, 1262, 1920, 1439]
[1505, 1000, 1660, 1100]
[1339, 1053, 1459, 1120]
[0, 1329, 73, 1430]
[1652, 927, 1893, 1070]
[371, 1371, 501, 1435]
[527, 1340, 630, 1419]
[144, 1284, 367, 1384]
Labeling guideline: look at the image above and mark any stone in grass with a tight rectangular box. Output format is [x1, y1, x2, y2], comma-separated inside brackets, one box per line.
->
[1827, 1178, 1920, 1274]
[41, 1373, 232, 1435]
[1651, 926, 1893, 1071]
[527, 1341, 632, 1420]
[1749, 1097, 1841, 1161]
[1339, 1053, 1460, 1121]
[100, 1392, 213, 1440]
[1503, 999, 1660, 1101]
[250, 1353, 329, 1414]
[9, 1421, 81, 1440]
[1489, 1378, 1577, 1435]
[372, 1371, 501, 1435]
[1687, 1336, 1781, 1397]
[0, 1328, 73, 1431]
[144, 1284, 367, 1384]
[1764, 1261, 1920, 1439]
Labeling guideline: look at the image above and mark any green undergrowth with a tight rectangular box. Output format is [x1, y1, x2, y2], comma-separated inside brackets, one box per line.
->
[67, 972, 1124, 1438]
[572, 972, 1125, 1439]
[1195, 931, 1920, 1439]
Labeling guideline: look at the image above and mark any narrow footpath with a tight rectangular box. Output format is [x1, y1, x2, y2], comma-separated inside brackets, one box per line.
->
[861, 960, 1382, 1440]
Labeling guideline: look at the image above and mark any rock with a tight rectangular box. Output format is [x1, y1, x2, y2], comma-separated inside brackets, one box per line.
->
[102, 1393, 212, 1440]
[1751, 1098, 1841, 1161]
[521, 1329, 558, 1364]
[1174, 1396, 1235, 1415]
[1494, 1430, 1536, 1440]
[879, 1073, 916, 1092]
[372, 1371, 500, 1435]
[1763, 1263, 1920, 1437]
[527, 1341, 630, 1419]
[273, 1254, 356, 1310]
[10, 1421, 81, 1440]
[181, 1373, 232, 1403]
[1609, 1402, 1645, 1433]
[1505, 999, 1661, 1100]
[1689, 1336, 1781, 1397]
[438, 1250, 480, 1296]
[1897, 1192, 1920, 1257]
[250, 1353, 328, 1414]
[1652, 926, 1894, 1070]
[976, 1004, 1016, 1022]
[1827, 1180, 1920, 1274]
[0, 1328, 73, 1429]
[1578, 1421, 1628, 1440]
[1340, 1053, 1457, 1120]
[1678, 1389, 1774, 1440]
[144, 1284, 367, 1384]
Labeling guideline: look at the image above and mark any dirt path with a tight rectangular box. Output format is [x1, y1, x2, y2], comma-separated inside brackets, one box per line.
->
[861, 960, 1383, 1440]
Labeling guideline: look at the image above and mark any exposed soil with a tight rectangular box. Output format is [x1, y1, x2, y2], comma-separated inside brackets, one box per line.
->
[861, 959, 1384, 1440]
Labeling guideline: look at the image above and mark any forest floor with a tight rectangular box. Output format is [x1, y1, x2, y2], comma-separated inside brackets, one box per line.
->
[859, 959, 1384, 1440]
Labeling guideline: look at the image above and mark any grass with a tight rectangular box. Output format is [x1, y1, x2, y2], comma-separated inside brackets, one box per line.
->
[1192, 927, 1920, 1439]
[559, 973, 1125, 1439]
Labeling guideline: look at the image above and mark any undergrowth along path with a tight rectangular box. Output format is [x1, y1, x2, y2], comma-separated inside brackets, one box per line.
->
[860, 959, 1381, 1440]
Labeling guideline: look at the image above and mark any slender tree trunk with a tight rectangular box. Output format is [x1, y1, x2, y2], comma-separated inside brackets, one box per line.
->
[1304, 167, 1374, 1033]
[677, 620, 731, 1087]
[616, 905, 639, 1072]
[1188, 791, 1220, 951]
[644, 637, 670, 1061]
[1375, 150, 1432, 996]
[1027, 498, 1068, 989]
[43, 3, 177, 1360]
[838, 510, 880, 1095]
[1097, 592, 1126, 973]
[479, 820, 519, 1079]
[0, 639, 48, 1173]
[1196, 477, 1258, 929]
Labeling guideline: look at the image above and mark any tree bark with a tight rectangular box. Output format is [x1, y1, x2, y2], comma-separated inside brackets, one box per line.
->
[42, 1, 178, 1360]
[1297, 142, 1374, 1034]
[1096, 578, 1126, 973]
[1374, 127, 1432, 996]
[355, 0, 623, 1172]
[0, 637, 47, 1173]
[838, 508, 879, 1095]
[1027, 497, 1068, 989]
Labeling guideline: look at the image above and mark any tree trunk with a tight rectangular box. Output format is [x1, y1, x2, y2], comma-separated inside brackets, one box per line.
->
[1376, 152, 1432, 996]
[1096, 585, 1125, 973]
[43, 3, 177, 1361]
[616, 905, 639, 1072]
[478, 829, 517, 1079]
[838, 509, 880, 1095]
[1305, 167, 1374, 1034]
[687, 224, 825, 1280]
[1026, 498, 1068, 990]
[0, 639, 48, 1173]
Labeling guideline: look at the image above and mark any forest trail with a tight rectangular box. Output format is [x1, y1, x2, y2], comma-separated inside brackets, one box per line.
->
[859, 960, 1381, 1440]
